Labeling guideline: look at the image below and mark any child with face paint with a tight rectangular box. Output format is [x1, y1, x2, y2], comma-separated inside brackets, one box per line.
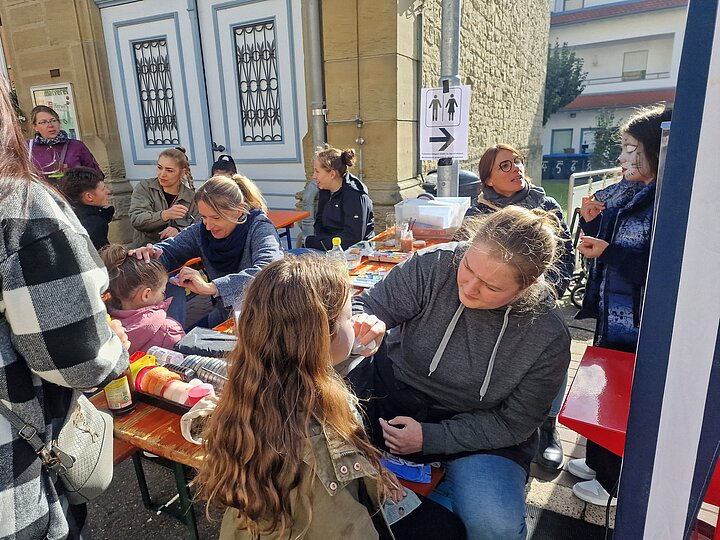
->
[568, 105, 672, 507]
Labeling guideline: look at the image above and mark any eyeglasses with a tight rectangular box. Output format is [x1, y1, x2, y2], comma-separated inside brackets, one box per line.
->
[497, 157, 523, 172]
[36, 119, 60, 126]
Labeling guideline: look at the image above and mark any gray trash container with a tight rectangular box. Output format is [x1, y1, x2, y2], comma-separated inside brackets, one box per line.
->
[422, 169, 481, 198]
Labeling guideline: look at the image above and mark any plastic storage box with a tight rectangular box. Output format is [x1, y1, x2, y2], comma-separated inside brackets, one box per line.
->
[394, 197, 471, 238]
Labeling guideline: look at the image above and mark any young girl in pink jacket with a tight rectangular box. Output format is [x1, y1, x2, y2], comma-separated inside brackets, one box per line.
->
[99, 244, 185, 354]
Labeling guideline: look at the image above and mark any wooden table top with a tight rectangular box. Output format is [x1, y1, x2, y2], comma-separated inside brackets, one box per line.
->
[267, 209, 311, 229]
[90, 392, 204, 469]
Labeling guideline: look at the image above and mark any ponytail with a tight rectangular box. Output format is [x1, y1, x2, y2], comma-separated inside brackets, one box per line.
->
[98, 244, 167, 309]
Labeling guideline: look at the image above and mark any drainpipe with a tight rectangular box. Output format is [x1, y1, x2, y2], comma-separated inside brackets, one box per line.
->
[436, 0, 461, 197]
[301, 0, 327, 237]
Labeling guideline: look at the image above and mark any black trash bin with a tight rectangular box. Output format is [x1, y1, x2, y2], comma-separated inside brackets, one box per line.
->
[422, 169, 481, 198]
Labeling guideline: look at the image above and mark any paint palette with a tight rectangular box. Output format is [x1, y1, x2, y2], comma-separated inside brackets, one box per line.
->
[367, 251, 413, 264]
[351, 268, 390, 288]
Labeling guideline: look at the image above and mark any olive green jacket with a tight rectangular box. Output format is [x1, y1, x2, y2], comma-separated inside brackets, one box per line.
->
[129, 177, 199, 248]
[220, 421, 393, 540]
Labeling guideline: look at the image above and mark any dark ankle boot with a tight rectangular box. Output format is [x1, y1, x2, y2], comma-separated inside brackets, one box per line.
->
[536, 416, 564, 471]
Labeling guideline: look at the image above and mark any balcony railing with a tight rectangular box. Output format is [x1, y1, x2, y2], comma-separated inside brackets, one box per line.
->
[584, 71, 670, 86]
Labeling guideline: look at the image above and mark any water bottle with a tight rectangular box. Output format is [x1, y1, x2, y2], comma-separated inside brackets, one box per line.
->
[326, 237, 348, 274]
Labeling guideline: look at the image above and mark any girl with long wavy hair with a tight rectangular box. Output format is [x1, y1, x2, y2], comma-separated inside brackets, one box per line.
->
[196, 255, 465, 540]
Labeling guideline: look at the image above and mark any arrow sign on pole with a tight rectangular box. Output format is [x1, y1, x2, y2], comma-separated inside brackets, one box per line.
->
[429, 128, 455, 151]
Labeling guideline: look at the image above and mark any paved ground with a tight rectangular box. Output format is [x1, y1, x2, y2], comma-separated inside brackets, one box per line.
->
[86, 295, 718, 539]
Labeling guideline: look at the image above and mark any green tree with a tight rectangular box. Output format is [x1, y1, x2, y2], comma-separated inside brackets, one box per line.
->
[590, 109, 621, 169]
[543, 40, 587, 125]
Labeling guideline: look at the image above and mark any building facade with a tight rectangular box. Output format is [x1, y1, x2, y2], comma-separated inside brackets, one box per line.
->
[0, 0, 550, 241]
[543, 0, 687, 160]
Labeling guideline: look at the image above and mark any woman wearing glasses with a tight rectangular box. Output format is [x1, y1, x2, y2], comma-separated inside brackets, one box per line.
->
[129, 147, 199, 248]
[464, 144, 575, 475]
[28, 105, 102, 180]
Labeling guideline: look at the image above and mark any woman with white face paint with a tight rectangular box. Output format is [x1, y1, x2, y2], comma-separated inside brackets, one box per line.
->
[567, 105, 672, 507]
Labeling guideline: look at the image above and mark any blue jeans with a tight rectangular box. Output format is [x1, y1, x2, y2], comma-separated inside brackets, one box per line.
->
[429, 454, 527, 540]
[549, 370, 569, 417]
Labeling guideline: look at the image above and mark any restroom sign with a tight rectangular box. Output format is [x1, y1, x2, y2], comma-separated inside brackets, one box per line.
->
[420, 84, 471, 160]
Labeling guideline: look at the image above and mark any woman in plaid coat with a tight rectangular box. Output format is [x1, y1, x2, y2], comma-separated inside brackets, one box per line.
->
[0, 83, 129, 539]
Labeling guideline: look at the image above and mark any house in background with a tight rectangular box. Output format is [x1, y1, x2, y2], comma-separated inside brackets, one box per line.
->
[542, 0, 687, 168]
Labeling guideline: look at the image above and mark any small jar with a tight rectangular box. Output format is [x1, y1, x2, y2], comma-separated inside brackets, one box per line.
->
[104, 370, 136, 417]
[400, 229, 414, 253]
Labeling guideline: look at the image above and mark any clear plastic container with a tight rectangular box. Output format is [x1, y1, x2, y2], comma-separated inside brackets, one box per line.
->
[394, 197, 471, 238]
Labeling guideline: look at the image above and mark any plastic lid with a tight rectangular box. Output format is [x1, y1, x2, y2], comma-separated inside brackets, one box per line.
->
[186, 383, 215, 406]
[332, 237, 342, 246]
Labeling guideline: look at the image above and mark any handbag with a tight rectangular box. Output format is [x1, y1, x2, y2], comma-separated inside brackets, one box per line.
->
[0, 394, 114, 505]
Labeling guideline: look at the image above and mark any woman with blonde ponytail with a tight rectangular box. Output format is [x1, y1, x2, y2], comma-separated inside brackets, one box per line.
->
[349, 206, 571, 540]
[131, 175, 282, 327]
[129, 146, 200, 247]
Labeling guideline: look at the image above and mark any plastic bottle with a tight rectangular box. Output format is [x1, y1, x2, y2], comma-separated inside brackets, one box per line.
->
[326, 237, 348, 274]
[146, 346, 184, 366]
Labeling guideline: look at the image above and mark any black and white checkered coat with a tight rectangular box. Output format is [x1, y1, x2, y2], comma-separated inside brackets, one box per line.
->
[0, 181, 128, 540]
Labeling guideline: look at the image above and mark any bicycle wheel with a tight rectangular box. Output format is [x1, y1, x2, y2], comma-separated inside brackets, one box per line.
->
[571, 285, 585, 309]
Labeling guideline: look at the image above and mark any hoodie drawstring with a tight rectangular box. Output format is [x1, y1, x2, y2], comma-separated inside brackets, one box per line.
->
[479, 305, 512, 401]
[427, 304, 513, 402]
[427, 304, 465, 376]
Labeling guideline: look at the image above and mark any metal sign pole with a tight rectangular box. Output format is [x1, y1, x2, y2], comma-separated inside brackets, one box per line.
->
[436, 0, 461, 197]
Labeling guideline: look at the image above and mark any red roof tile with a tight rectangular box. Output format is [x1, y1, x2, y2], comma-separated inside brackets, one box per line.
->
[552, 0, 688, 26]
[563, 88, 675, 110]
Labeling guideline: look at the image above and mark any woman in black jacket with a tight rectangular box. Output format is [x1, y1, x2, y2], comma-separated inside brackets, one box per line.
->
[303, 145, 374, 251]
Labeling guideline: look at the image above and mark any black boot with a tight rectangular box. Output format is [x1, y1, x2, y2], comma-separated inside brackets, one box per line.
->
[536, 416, 564, 471]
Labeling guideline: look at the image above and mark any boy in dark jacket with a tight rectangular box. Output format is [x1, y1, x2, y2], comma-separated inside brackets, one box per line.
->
[57, 166, 115, 250]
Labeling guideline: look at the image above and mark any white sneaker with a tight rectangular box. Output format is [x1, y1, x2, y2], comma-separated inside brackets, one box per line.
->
[567, 458, 596, 480]
[572, 479, 617, 507]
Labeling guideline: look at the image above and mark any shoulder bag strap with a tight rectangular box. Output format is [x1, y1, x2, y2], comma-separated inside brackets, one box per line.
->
[0, 400, 74, 473]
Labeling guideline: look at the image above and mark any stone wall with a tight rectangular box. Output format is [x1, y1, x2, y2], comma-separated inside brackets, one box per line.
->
[319, 0, 425, 228]
[0, 0, 132, 243]
[422, 0, 550, 183]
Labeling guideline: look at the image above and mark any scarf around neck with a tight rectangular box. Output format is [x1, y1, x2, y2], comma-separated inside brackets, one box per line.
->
[200, 209, 262, 274]
[33, 130, 69, 147]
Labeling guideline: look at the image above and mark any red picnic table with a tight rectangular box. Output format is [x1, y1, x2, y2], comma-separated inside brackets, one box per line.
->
[559, 346, 720, 538]
[267, 209, 310, 250]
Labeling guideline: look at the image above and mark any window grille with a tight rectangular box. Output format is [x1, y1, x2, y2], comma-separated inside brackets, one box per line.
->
[234, 21, 283, 142]
[132, 38, 180, 146]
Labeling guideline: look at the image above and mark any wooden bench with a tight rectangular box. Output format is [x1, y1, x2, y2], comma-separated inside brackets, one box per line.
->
[113, 437, 137, 466]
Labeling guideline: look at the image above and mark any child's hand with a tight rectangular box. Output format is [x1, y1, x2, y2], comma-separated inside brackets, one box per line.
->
[108, 318, 131, 351]
[159, 226, 180, 239]
[578, 236, 609, 259]
[176, 267, 218, 297]
[128, 244, 162, 262]
[579, 195, 605, 222]
[161, 204, 189, 221]
[382, 470, 407, 503]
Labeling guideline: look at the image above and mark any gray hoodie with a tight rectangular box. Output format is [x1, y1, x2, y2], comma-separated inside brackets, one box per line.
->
[353, 242, 571, 456]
